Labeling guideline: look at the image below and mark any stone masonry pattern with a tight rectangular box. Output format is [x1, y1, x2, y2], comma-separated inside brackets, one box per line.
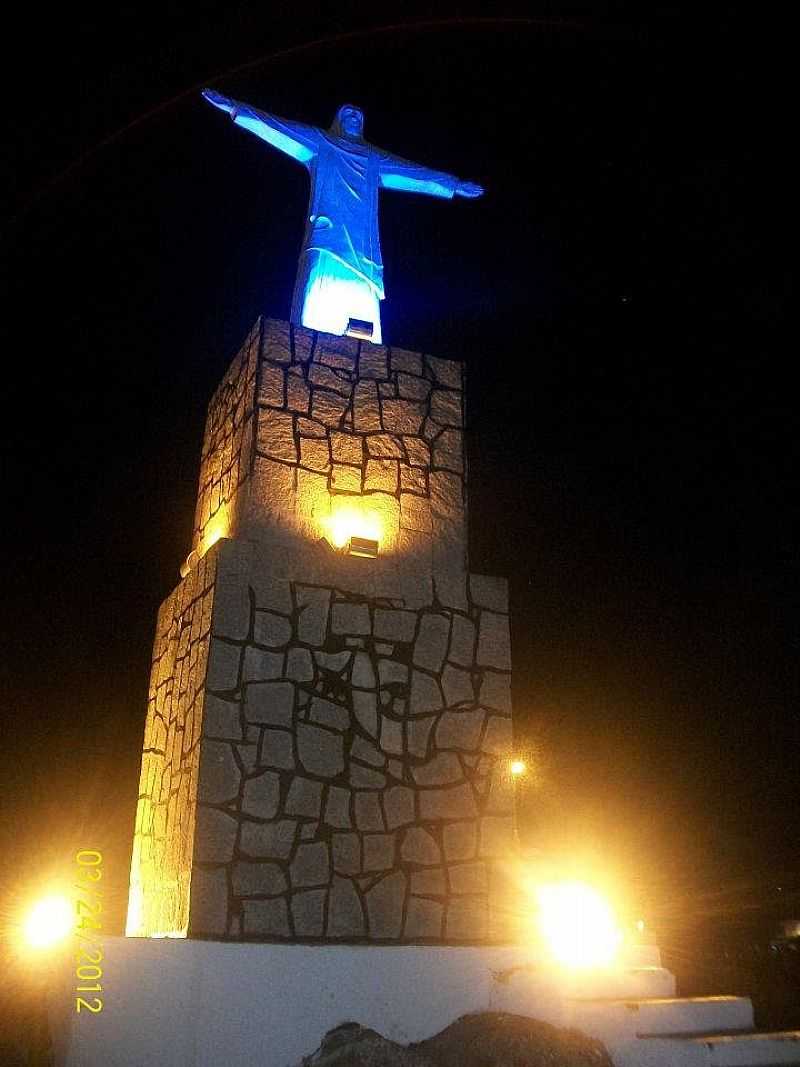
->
[127, 551, 218, 936]
[189, 547, 514, 943]
[129, 319, 517, 944]
[192, 317, 467, 581]
[191, 321, 259, 554]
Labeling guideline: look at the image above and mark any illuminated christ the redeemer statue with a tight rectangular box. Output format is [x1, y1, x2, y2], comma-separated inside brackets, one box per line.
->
[202, 90, 484, 344]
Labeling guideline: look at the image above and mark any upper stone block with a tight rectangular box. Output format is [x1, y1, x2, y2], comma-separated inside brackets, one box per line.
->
[189, 319, 468, 592]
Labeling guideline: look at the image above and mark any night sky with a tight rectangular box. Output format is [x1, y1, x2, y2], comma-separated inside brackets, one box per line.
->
[2, 7, 795, 948]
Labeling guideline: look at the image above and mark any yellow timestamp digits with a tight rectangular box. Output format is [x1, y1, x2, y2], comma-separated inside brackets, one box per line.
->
[74, 850, 104, 1014]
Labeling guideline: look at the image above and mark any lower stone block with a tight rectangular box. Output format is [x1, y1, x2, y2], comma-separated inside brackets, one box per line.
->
[131, 536, 518, 944]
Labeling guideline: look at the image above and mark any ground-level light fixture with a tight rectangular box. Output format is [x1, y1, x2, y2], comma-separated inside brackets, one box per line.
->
[23, 895, 73, 949]
[346, 535, 379, 558]
[326, 503, 382, 558]
[534, 880, 623, 970]
[510, 759, 527, 776]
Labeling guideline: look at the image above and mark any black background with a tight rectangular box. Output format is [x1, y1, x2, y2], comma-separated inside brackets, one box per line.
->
[1, 4, 795, 988]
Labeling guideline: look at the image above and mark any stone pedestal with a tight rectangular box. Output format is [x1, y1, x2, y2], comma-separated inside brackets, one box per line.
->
[127, 320, 516, 943]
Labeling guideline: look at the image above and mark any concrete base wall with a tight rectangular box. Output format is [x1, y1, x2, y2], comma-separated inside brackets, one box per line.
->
[49, 937, 670, 1067]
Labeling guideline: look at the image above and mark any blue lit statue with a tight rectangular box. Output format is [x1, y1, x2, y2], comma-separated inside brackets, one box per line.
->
[202, 91, 483, 343]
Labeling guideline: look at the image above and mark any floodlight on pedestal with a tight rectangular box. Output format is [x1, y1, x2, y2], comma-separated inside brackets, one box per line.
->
[346, 534, 379, 558]
[346, 317, 374, 341]
[24, 895, 72, 949]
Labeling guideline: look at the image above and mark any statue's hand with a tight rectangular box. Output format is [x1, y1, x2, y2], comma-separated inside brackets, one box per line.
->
[202, 88, 236, 116]
[455, 180, 484, 198]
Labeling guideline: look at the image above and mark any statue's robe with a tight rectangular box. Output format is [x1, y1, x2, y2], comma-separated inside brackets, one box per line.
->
[231, 101, 460, 336]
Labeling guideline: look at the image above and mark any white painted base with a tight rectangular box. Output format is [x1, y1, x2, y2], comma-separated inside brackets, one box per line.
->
[50, 937, 798, 1066]
[48, 937, 670, 1066]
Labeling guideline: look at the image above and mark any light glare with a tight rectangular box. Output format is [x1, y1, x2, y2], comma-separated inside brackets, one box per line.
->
[510, 759, 526, 776]
[327, 503, 381, 550]
[24, 895, 72, 948]
[535, 880, 622, 969]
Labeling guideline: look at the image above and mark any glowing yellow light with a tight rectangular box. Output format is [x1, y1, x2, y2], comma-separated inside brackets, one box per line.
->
[327, 502, 382, 551]
[636, 918, 645, 934]
[510, 759, 527, 776]
[535, 880, 622, 970]
[201, 508, 229, 556]
[23, 895, 73, 949]
[125, 883, 143, 937]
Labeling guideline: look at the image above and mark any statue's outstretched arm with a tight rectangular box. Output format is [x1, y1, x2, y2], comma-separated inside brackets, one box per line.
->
[378, 152, 484, 199]
[202, 89, 318, 165]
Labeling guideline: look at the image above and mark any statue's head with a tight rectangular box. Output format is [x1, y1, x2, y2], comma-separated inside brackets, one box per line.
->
[331, 104, 365, 140]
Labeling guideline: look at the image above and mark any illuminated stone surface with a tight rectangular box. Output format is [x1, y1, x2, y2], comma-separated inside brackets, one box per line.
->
[127, 320, 516, 943]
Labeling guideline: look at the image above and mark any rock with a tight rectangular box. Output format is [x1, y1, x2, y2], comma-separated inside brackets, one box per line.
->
[479, 672, 512, 713]
[406, 716, 435, 758]
[332, 602, 372, 635]
[373, 608, 417, 643]
[352, 691, 378, 737]
[354, 791, 384, 831]
[341, 1013, 618, 1067]
[378, 659, 408, 686]
[291, 888, 326, 936]
[476, 611, 512, 671]
[239, 818, 297, 859]
[469, 574, 509, 613]
[290, 841, 330, 887]
[400, 827, 440, 866]
[194, 805, 237, 862]
[232, 861, 287, 896]
[189, 867, 227, 936]
[202, 694, 241, 739]
[285, 776, 323, 818]
[405, 898, 444, 940]
[254, 611, 293, 648]
[445, 896, 488, 940]
[441, 664, 474, 706]
[242, 647, 284, 683]
[413, 614, 450, 672]
[436, 710, 484, 752]
[409, 868, 446, 895]
[199, 740, 240, 804]
[241, 898, 290, 937]
[442, 821, 477, 861]
[382, 785, 415, 830]
[363, 833, 395, 872]
[482, 716, 512, 756]
[241, 770, 280, 818]
[348, 650, 374, 688]
[310, 697, 350, 732]
[297, 723, 345, 777]
[366, 432, 403, 458]
[379, 716, 403, 756]
[350, 765, 387, 789]
[206, 641, 241, 691]
[419, 783, 478, 821]
[260, 728, 295, 770]
[256, 409, 296, 462]
[324, 785, 352, 828]
[409, 671, 443, 715]
[327, 876, 365, 937]
[411, 752, 463, 786]
[365, 871, 406, 938]
[244, 680, 294, 726]
[330, 431, 364, 465]
[286, 647, 314, 682]
[447, 861, 488, 894]
[332, 832, 361, 875]
[297, 586, 331, 646]
[447, 615, 475, 667]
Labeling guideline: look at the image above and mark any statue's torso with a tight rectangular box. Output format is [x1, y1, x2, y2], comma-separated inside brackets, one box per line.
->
[302, 135, 385, 296]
